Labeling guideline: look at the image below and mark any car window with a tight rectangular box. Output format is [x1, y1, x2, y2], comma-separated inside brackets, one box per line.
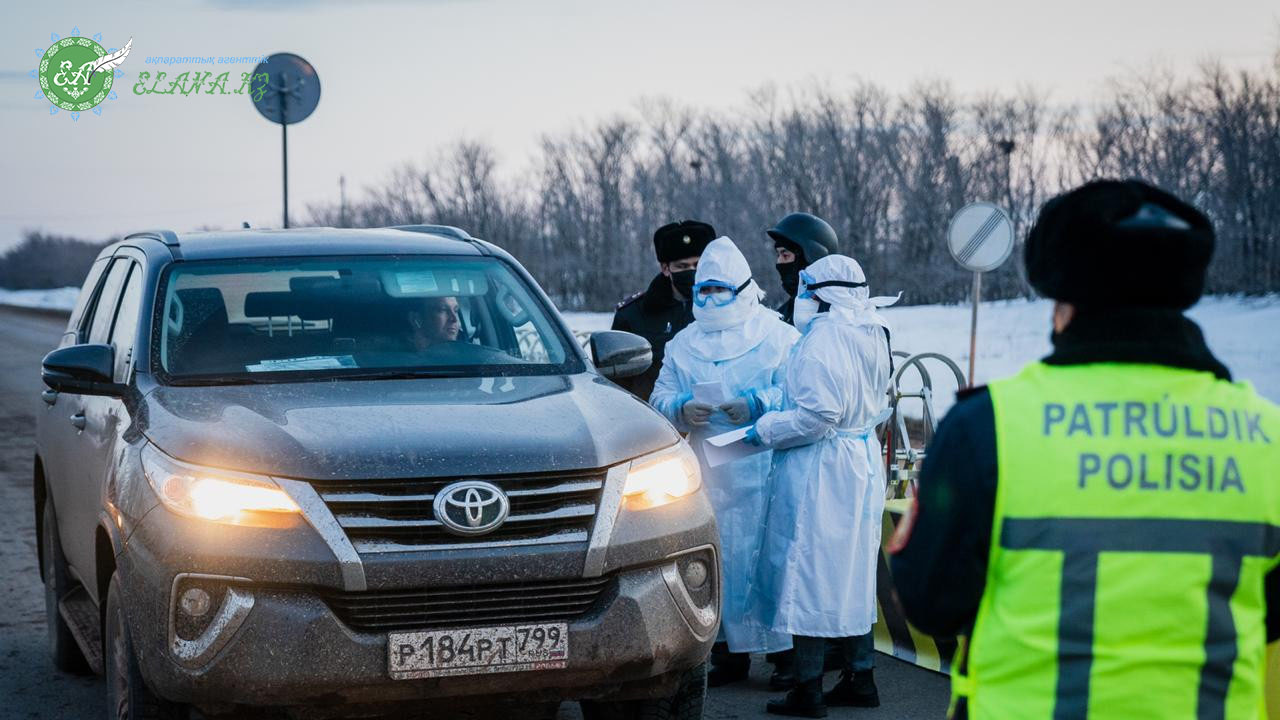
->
[69, 258, 109, 335]
[109, 263, 144, 382]
[85, 259, 129, 345]
[155, 255, 582, 382]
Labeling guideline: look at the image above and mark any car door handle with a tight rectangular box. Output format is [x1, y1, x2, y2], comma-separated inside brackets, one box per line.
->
[69, 413, 86, 431]
[41, 390, 58, 405]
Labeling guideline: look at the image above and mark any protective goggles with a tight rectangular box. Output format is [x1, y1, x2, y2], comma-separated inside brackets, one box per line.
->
[692, 278, 752, 307]
[798, 269, 866, 300]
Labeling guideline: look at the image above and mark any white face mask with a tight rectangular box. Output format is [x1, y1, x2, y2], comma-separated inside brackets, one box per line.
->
[693, 297, 749, 331]
[793, 295, 821, 333]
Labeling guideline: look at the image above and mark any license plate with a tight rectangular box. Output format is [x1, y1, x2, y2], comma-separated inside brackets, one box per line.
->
[387, 623, 569, 680]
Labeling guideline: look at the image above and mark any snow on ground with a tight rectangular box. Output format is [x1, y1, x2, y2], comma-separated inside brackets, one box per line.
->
[562, 296, 1280, 418]
[881, 296, 1280, 418]
[4, 288, 1276, 416]
[560, 311, 615, 334]
[0, 287, 79, 311]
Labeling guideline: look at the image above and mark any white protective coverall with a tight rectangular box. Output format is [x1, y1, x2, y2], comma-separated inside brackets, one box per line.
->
[748, 254, 898, 637]
[649, 236, 798, 653]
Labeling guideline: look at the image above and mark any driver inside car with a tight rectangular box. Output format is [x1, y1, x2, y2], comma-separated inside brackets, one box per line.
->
[409, 296, 462, 350]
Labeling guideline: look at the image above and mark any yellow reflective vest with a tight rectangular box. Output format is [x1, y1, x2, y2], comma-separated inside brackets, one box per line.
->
[954, 362, 1280, 719]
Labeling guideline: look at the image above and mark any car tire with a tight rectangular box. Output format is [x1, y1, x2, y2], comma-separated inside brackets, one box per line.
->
[42, 501, 90, 674]
[105, 574, 188, 720]
[580, 663, 707, 720]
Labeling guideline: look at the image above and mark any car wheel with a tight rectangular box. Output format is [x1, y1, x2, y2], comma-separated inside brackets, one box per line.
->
[580, 663, 707, 720]
[42, 501, 89, 674]
[104, 574, 188, 720]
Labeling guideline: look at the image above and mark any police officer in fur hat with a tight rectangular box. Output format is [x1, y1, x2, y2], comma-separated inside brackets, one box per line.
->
[890, 179, 1280, 719]
[611, 220, 717, 399]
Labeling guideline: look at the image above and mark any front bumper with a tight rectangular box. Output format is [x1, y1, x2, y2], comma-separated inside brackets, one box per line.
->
[117, 484, 720, 712]
[125, 557, 716, 710]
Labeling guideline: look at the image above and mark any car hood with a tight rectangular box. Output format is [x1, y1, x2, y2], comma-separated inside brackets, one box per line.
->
[140, 374, 678, 480]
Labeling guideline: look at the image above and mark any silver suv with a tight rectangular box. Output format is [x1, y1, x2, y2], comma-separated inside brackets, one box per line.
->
[35, 226, 719, 719]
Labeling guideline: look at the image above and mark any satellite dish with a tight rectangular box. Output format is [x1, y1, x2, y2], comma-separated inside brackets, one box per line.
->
[251, 53, 320, 125]
[947, 202, 1014, 273]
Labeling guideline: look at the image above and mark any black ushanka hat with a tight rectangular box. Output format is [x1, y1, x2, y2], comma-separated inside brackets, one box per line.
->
[653, 220, 716, 263]
[1025, 179, 1215, 310]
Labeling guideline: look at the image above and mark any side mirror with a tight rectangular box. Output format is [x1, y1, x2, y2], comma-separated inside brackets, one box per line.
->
[42, 344, 126, 397]
[590, 330, 652, 380]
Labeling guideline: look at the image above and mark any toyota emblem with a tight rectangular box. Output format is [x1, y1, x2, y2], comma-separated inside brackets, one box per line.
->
[433, 481, 510, 537]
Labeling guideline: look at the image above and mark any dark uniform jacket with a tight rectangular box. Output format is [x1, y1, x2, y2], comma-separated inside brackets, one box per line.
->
[889, 308, 1278, 718]
[609, 272, 693, 401]
[775, 296, 796, 326]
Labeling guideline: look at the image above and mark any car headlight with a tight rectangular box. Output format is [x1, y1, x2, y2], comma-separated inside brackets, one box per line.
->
[623, 441, 702, 510]
[141, 444, 301, 527]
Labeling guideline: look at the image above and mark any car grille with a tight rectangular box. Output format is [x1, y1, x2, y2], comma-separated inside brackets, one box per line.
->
[307, 468, 607, 553]
[320, 576, 614, 632]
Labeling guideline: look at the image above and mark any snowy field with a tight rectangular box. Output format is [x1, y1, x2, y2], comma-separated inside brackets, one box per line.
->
[0, 287, 79, 311]
[566, 297, 1280, 417]
[4, 289, 1276, 417]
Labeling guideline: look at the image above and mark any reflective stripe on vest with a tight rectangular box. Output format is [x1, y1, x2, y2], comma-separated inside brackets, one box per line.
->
[958, 362, 1280, 720]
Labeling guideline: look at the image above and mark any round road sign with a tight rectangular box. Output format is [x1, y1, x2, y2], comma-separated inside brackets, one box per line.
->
[251, 52, 320, 125]
[946, 202, 1014, 273]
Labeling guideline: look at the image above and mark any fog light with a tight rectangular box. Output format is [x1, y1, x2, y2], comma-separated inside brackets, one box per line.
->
[172, 577, 230, 641]
[179, 587, 211, 617]
[682, 559, 709, 590]
[169, 575, 255, 669]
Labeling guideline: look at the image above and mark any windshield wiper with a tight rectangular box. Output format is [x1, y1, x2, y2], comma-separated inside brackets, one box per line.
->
[164, 369, 471, 385]
[166, 376, 278, 386]
[337, 369, 471, 381]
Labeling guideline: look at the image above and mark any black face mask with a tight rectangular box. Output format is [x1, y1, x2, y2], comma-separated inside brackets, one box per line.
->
[670, 269, 696, 299]
[776, 262, 801, 298]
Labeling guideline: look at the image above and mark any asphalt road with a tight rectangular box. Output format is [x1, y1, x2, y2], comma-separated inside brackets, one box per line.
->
[0, 305, 949, 719]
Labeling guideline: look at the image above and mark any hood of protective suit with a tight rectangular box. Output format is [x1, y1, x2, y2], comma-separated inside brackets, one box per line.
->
[687, 236, 777, 361]
[796, 254, 901, 333]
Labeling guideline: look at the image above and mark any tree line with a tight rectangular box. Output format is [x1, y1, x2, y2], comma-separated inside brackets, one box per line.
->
[309, 56, 1279, 310]
[4, 55, 1275, 310]
[0, 232, 108, 290]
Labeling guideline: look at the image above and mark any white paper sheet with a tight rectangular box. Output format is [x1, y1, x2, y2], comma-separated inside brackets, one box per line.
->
[693, 381, 729, 406]
[703, 426, 768, 467]
[245, 355, 357, 372]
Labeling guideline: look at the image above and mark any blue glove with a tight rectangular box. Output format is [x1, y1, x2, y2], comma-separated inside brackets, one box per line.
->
[743, 425, 763, 446]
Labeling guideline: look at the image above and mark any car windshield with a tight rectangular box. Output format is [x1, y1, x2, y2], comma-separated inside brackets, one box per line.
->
[155, 255, 581, 383]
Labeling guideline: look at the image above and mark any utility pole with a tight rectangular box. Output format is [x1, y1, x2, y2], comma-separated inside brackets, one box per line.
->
[688, 158, 703, 218]
[339, 174, 347, 227]
[998, 139, 1016, 233]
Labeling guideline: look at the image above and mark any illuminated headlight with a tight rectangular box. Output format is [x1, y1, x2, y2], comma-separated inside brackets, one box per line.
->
[142, 444, 301, 527]
[622, 441, 701, 510]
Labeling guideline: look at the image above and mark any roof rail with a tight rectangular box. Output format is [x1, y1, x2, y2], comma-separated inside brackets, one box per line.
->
[390, 225, 474, 242]
[124, 229, 181, 247]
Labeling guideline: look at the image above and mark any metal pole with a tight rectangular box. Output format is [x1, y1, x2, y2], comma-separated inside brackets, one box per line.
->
[281, 120, 289, 228]
[968, 271, 982, 387]
[280, 85, 289, 229]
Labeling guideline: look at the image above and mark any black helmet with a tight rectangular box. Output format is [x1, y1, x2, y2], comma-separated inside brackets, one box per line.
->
[767, 212, 839, 265]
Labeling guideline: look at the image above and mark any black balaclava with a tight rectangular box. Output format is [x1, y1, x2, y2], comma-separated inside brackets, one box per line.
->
[775, 240, 806, 298]
[670, 269, 696, 300]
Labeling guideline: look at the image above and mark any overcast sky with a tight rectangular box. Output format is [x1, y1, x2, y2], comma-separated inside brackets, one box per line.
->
[1, 0, 1276, 251]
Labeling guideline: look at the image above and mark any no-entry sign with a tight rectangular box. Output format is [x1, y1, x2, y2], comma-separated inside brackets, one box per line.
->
[947, 202, 1014, 273]
[946, 202, 1015, 387]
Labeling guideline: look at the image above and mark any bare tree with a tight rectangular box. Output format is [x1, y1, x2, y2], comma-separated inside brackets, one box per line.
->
[304, 50, 1280, 310]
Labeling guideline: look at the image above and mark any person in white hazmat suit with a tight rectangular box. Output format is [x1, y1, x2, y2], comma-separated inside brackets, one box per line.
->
[649, 236, 799, 687]
[742, 254, 898, 718]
